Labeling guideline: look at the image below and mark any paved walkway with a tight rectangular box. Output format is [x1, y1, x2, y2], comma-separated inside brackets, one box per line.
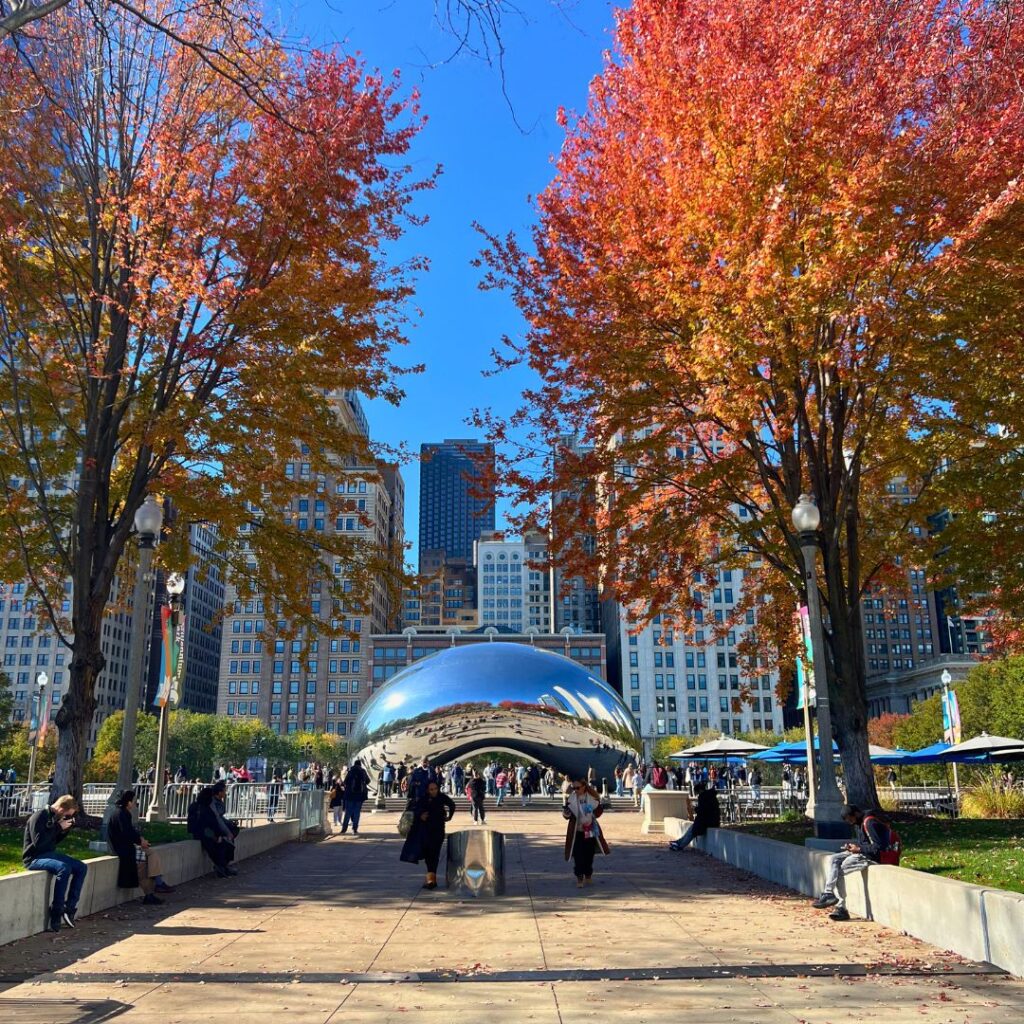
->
[1, 809, 1023, 1023]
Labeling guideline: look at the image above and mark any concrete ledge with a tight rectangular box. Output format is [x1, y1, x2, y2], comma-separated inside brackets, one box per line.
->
[0, 819, 300, 947]
[640, 790, 691, 834]
[694, 828, 1024, 978]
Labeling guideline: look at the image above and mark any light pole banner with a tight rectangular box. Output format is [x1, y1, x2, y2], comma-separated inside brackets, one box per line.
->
[36, 688, 51, 749]
[155, 605, 187, 708]
[942, 687, 962, 745]
[795, 606, 816, 709]
[27, 690, 41, 744]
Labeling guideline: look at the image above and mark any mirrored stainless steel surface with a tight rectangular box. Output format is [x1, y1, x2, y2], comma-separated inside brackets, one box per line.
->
[350, 642, 642, 780]
[446, 828, 506, 897]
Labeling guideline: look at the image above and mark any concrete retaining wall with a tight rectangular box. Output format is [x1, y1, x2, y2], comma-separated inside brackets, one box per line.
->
[661, 819, 1024, 978]
[0, 819, 300, 947]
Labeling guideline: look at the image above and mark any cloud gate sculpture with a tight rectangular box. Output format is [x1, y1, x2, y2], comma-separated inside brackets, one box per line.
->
[349, 642, 642, 780]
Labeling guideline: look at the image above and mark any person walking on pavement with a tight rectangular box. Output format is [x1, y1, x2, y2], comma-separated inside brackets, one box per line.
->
[563, 778, 609, 888]
[23, 795, 88, 931]
[494, 767, 509, 806]
[328, 777, 345, 831]
[469, 770, 487, 824]
[400, 779, 456, 889]
[408, 758, 433, 803]
[341, 758, 370, 835]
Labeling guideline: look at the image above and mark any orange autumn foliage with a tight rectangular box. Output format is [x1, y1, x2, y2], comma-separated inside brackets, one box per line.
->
[0, 1, 432, 797]
[479, 0, 1024, 808]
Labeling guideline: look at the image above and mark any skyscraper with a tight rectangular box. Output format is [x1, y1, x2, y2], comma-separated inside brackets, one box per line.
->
[418, 439, 495, 568]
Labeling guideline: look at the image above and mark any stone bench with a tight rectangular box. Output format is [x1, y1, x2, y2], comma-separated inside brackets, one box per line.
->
[661, 819, 1024, 979]
[0, 819, 300, 946]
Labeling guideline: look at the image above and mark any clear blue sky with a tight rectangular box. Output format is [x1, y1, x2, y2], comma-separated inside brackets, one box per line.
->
[287, 1, 618, 557]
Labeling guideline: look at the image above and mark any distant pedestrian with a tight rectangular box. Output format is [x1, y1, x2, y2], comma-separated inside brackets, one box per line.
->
[382, 761, 395, 798]
[328, 778, 344, 830]
[563, 778, 608, 888]
[400, 780, 456, 889]
[23, 795, 88, 931]
[495, 768, 509, 806]
[749, 768, 763, 800]
[469, 770, 487, 824]
[887, 768, 898, 792]
[266, 773, 282, 821]
[341, 759, 369, 835]
[408, 758, 433, 803]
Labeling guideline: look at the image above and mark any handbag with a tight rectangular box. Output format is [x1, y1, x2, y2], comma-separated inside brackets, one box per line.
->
[397, 809, 414, 838]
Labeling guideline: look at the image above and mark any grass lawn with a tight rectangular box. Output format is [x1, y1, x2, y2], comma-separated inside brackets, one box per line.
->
[730, 817, 1024, 895]
[0, 821, 190, 876]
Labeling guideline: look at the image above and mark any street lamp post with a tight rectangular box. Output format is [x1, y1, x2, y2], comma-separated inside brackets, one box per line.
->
[105, 494, 163, 832]
[792, 495, 847, 839]
[25, 672, 49, 809]
[146, 572, 185, 822]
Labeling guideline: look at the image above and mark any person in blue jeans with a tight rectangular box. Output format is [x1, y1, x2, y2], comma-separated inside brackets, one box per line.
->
[23, 794, 88, 932]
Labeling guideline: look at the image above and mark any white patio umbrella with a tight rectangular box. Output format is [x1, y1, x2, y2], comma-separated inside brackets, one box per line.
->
[668, 737, 770, 760]
[940, 732, 1024, 761]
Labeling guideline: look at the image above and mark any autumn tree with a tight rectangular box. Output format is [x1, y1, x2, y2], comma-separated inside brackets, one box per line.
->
[479, 0, 1024, 809]
[0, 1, 430, 800]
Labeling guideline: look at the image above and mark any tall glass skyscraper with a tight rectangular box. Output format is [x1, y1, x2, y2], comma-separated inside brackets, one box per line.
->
[418, 439, 495, 568]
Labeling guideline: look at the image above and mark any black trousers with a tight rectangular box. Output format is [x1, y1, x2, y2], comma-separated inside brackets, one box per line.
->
[572, 835, 597, 879]
[201, 837, 232, 868]
[423, 835, 444, 874]
[472, 797, 486, 822]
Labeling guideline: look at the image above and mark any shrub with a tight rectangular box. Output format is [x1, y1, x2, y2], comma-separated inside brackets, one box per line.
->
[960, 781, 1024, 820]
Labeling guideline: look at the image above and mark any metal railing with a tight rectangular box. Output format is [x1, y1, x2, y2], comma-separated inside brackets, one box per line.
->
[1, 781, 325, 831]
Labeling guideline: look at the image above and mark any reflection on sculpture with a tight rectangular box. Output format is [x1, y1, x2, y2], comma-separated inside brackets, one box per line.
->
[350, 642, 642, 781]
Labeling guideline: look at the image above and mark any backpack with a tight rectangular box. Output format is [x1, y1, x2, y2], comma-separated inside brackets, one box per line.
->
[864, 815, 901, 865]
[186, 798, 201, 838]
[651, 766, 667, 789]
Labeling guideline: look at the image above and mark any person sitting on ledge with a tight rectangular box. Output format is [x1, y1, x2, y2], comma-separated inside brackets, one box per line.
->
[668, 782, 720, 852]
[108, 789, 175, 905]
[23, 794, 88, 932]
[811, 804, 898, 921]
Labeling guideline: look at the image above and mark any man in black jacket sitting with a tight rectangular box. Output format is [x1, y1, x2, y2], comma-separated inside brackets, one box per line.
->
[668, 783, 721, 851]
[23, 795, 88, 931]
[812, 804, 893, 921]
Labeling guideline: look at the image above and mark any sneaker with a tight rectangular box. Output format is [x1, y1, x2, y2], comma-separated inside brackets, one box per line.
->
[829, 907, 851, 921]
[46, 912, 62, 933]
[668, 841, 681, 851]
[224, 865, 238, 876]
[214, 865, 229, 878]
[154, 882, 175, 894]
[61, 910, 77, 929]
[811, 893, 839, 909]
[142, 894, 164, 906]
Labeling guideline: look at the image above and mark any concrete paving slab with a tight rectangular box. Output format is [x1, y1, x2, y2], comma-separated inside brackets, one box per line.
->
[2, 810, 1021, 1024]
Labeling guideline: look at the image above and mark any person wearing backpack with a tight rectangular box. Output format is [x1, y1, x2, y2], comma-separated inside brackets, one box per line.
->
[811, 804, 900, 921]
[649, 762, 668, 790]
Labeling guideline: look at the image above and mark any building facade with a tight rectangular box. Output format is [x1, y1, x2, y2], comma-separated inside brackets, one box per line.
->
[476, 531, 552, 632]
[418, 439, 495, 567]
[367, 626, 606, 689]
[549, 435, 601, 634]
[604, 586, 782, 758]
[216, 392, 405, 739]
[402, 549, 478, 630]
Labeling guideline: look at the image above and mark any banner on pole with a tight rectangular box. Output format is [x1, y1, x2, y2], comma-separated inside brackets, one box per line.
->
[36, 688, 51, 749]
[795, 606, 816, 709]
[27, 690, 41, 744]
[155, 605, 187, 708]
[942, 686, 962, 745]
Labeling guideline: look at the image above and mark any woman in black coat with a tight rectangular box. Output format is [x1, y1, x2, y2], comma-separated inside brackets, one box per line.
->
[400, 780, 456, 889]
[108, 790, 173, 904]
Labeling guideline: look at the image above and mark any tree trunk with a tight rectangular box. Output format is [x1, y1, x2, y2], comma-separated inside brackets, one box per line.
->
[52, 633, 103, 805]
[825, 589, 880, 811]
